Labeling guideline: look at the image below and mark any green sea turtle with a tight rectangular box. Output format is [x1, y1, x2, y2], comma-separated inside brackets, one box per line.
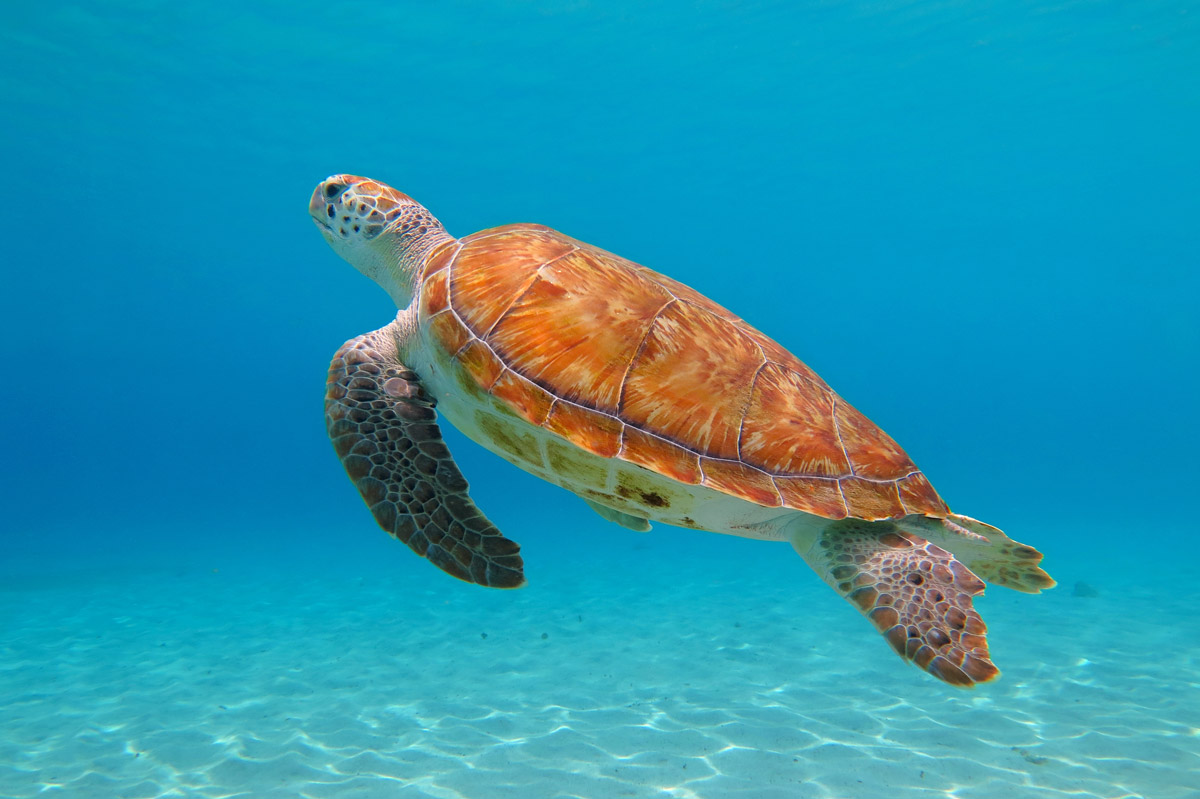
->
[310, 174, 1054, 686]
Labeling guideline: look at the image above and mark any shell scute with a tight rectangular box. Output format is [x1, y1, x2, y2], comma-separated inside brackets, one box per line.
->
[840, 477, 907, 520]
[418, 266, 450, 319]
[630, 268, 731, 322]
[452, 226, 573, 333]
[485, 248, 673, 412]
[620, 426, 702, 485]
[701, 459, 781, 507]
[631, 265, 826, 383]
[428, 312, 472, 357]
[423, 238, 458, 276]
[834, 400, 917, 480]
[455, 340, 504, 393]
[897, 472, 950, 515]
[620, 300, 762, 460]
[740, 362, 849, 476]
[489, 369, 554, 427]
[776, 476, 849, 518]
[740, 327, 827, 387]
[544, 401, 623, 458]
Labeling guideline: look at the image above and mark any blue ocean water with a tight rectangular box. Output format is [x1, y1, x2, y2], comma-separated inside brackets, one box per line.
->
[2, 2, 1197, 797]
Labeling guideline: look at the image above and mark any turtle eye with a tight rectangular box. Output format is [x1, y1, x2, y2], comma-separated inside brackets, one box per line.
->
[323, 181, 346, 199]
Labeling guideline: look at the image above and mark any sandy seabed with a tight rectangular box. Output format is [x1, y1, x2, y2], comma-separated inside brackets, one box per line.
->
[2, 523, 1196, 799]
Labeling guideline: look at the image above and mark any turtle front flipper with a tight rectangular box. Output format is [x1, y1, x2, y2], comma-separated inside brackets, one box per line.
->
[791, 519, 997, 687]
[326, 328, 525, 588]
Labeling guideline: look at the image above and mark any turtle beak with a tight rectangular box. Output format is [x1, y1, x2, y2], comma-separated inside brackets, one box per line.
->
[309, 179, 344, 233]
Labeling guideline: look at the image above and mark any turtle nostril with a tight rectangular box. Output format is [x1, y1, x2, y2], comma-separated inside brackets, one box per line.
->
[323, 182, 345, 199]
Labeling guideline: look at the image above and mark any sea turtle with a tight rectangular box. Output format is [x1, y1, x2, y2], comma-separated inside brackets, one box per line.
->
[310, 174, 1054, 687]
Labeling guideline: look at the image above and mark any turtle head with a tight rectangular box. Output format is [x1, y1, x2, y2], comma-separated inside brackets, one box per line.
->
[310, 175, 453, 307]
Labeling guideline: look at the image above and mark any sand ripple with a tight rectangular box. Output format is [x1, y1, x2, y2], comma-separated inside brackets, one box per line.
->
[1, 534, 1195, 798]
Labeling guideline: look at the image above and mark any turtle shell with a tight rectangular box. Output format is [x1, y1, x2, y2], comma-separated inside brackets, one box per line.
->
[416, 224, 949, 521]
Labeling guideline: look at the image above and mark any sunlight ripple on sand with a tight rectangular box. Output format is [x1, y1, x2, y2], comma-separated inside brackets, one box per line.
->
[1, 540, 1196, 798]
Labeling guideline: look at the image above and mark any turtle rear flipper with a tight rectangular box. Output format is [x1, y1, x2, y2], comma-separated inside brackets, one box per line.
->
[326, 327, 525, 588]
[792, 519, 998, 687]
[896, 514, 1055, 594]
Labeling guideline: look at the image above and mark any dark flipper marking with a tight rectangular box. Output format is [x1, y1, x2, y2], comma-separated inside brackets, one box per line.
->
[326, 332, 525, 588]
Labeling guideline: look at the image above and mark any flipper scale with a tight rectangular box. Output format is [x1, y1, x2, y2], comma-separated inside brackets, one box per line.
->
[326, 328, 525, 588]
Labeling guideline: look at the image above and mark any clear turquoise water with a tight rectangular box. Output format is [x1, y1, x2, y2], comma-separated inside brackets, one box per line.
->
[2, 2, 1197, 797]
